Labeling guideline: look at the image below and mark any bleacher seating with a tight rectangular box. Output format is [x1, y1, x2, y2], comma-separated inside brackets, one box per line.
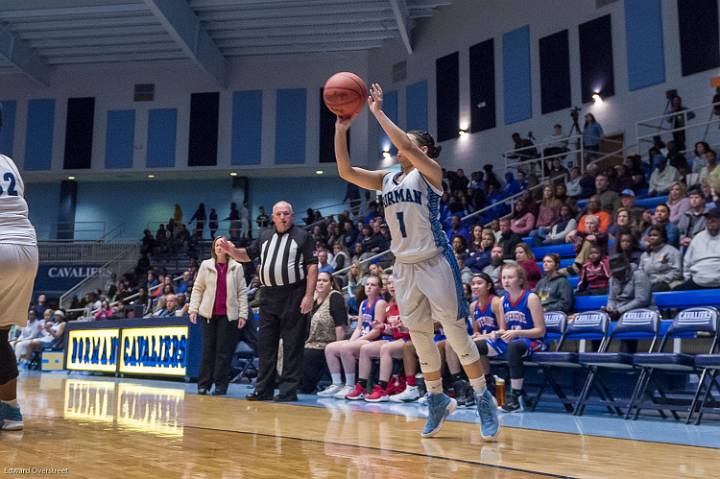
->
[573, 289, 720, 312]
[576, 195, 667, 211]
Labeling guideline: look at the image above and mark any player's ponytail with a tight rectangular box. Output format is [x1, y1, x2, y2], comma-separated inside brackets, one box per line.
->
[409, 130, 442, 159]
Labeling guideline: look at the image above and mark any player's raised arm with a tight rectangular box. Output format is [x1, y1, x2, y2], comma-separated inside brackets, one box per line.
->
[334, 115, 387, 192]
[368, 83, 443, 190]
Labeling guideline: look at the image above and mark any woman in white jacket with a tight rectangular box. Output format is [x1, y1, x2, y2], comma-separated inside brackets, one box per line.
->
[189, 236, 249, 396]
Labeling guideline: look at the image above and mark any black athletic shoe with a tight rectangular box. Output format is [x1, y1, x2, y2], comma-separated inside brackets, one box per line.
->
[500, 389, 526, 413]
[246, 391, 273, 401]
[453, 380, 475, 408]
[197, 387, 208, 395]
[212, 388, 227, 396]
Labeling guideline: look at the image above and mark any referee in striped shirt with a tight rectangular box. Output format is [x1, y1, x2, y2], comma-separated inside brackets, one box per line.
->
[218, 201, 317, 401]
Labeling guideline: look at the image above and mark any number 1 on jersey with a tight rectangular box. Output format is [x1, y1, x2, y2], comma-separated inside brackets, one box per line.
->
[396, 212, 407, 238]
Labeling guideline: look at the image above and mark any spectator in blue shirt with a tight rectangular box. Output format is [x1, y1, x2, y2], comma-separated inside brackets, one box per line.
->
[176, 271, 192, 294]
[640, 203, 680, 249]
[448, 215, 469, 242]
[317, 249, 335, 274]
[502, 172, 522, 197]
[583, 113, 604, 152]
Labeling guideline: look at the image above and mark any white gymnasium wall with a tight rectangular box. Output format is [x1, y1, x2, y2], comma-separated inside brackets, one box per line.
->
[367, 0, 720, 171]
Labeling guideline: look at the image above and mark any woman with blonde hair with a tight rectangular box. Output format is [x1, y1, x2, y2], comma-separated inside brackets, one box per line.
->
[497, 263, 546, 413]
[667, 181, 691, 225]
[189, 236, 248, 396]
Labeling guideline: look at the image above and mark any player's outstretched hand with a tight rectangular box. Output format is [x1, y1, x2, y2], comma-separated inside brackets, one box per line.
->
[335, 113, 358, 132]
[368, 83, 383, 116]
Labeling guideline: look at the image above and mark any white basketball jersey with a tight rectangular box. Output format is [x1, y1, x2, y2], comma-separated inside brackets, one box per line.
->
[0, 154, 36, 245]
[381, 169, 447, 263]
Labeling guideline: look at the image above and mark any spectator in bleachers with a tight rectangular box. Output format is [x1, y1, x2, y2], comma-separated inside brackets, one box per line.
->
[678, 187, 708, 247]
[615, 230, 642, 265]
[448, 215, 469, 242]
[594, 174, 620, 213]
[156, 293, 179, 318]
[483, 163, 502, 191]
[483, 245, 512, 288]
[565, 167, 585, 199]
[641, 204, 679, 248]
[531, 204, 577, 246]
[608, 207, 633, 239]
[575, 196, 611, 234]
[29, 310, 67, 354]
[10, 311, 43, 359]
[317, 249, 334, 274]
[331, 243, 350, 273]
[209, 208, 218, 239]
[582, 113, 604, 155]
[648, 152, 679, 196]
[529, 186, 561, 239]
[177, 271, 192, 294]
[535, 254, 574, 313]
[666, 140, 689, 173]
[568, 214, 608, 274]
[698, 149, 720, 187]
[691, 141, 711, 174]
[612, 164, 634, 192]
[509, 132, 538, 161]
[639, 226, 682, 292]
[189, 203, 206, 238]
[466, 229, 496, 273]
[93, 300, 115, 320]
[619, 189, 643, 223]
[667, 95, 693, 151]
[468, 225, 485, 255]
[543, 124, 568, 162]
[667, 182, 691, 225]
[576, 245, 611, 296]
[340, 220, 357, 251]
[240, 201, 251, 239]
[498, 217, 523, 260]
[451, 235, 467, 257]
[510, 199, 536, 236]
[605, 255, 653, 320]
[227, 202, 240, 239]
[32, 294, 48, 319]
[502, 172, 522, 197]
[674, 207, 720, 290]
[457, 254, 474, 285]
[514, 243, 541, 290]
[302, 272, 348, 394]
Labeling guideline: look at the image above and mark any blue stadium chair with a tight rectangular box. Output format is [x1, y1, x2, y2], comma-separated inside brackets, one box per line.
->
[576, 195, 666, 211]
[567, 276, 580, 289]
[575, 289, 720, 312]
[690, 353, 720, 425]
[627, 307, 720, 421]
[574, 309, 661, 416]
[529, 311, 612, 413]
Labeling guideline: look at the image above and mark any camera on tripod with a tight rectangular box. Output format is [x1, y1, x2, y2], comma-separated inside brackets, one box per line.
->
[569, 106, 581, 122]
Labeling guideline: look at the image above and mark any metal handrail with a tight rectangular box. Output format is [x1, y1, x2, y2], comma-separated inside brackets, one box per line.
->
[635, 100, 720, 155]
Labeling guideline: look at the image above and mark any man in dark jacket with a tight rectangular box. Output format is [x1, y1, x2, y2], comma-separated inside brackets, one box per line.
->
[497, 218, 522, 260]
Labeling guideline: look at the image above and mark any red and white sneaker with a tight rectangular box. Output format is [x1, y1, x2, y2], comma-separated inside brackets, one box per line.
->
[364, 385, 389, 402]
[345, 383, 366, 400]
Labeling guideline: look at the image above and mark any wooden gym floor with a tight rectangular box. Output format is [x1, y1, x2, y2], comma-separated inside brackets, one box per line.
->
[1, 373, 717, 478]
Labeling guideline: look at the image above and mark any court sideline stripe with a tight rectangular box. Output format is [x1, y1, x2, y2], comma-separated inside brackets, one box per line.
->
[183, 423, 577, 479]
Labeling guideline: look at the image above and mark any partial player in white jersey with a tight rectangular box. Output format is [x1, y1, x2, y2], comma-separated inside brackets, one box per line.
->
[334, 83, 499, 440]
[0, 110, 39, 431]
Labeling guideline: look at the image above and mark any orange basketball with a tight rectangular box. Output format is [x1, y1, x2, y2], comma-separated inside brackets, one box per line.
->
[323, 72, 367, 118]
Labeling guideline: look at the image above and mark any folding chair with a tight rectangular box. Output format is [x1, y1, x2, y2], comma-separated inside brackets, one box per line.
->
[628, 306, 720, 421]
[530, 311, 612, 413]
[690, 353, 720, 424]
[574, 309, 660, 417]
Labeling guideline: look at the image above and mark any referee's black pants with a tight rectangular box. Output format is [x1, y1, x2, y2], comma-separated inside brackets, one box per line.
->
[255, 282, 308, 397]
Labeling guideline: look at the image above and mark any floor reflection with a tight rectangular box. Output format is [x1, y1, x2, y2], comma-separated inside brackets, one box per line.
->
[63, 378, 185, 436]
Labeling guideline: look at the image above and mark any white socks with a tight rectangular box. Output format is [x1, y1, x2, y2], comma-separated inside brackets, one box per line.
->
[331, 373, 342, 385]
[470, 376, 487, 394]
[426, 378, 443, 394]
[345, 373, 356, 387]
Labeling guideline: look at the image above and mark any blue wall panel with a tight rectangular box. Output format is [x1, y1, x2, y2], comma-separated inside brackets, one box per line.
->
[503, 25, 532, 124]
[379, 90, 398, 154]
[406, 81, 428, 133]
[24, 99, 55, 171]
[105, 110, 135, 169]
[275, 88, 306, 165]
[625, 0, 666, 90]
[146, 108, 177, 168]
[232, 90, 263, 165]
[0, 100, 17, 157]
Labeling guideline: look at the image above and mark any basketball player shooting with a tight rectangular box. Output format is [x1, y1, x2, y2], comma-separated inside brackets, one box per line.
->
[0, 106, 39, 431]
[333, 83, 500, 440]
